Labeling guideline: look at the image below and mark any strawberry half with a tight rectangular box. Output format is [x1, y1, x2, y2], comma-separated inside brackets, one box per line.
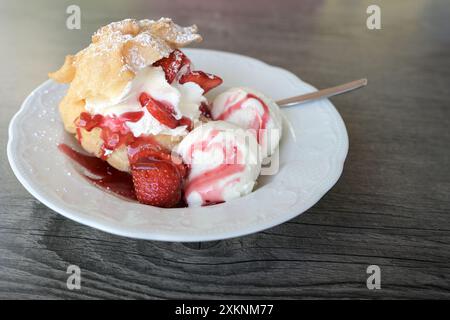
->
[153, 49, 191, 83]
[139, 92, 178, 129]
[131, 159, 183, 208]
[179, 71, 223, 94]
[128, 138, 187, 178]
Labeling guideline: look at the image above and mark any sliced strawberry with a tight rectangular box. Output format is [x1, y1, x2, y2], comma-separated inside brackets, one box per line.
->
[179, 71, 223, 94]
[199, 102, 212, 119]
[153, 49, 191, 83]
[139, 92, 150, 107]
[139, 92, 178, 129]
[131, 159, 183, 208]
[120, 111, 144, 123]
[178, 116, 193, 131]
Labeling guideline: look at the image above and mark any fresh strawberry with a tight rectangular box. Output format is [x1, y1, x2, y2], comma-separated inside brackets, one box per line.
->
[199, 102, 212, 119]
[131, 159, 183, 208]
[139, 92, 150, 107]
[178, 116, 193, 131]
[179, 71, 223, 93]
[139, 92, 178, 129]
[128, 139, 187, 178]
[153, 49, 191, 83]
[128, 140, 164, 164]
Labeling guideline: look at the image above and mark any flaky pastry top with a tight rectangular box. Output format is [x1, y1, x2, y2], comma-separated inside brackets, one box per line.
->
[49, 18, 202, 103]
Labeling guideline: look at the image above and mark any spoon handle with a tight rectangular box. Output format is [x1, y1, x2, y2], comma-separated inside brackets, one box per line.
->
[276, 78, 367, 107]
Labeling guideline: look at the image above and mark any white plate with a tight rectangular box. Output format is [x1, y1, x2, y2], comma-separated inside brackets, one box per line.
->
[7, 49, 348, 241]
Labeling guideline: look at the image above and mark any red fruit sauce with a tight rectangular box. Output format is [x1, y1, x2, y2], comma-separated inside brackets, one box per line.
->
[58, 143, 136, 200]
[184, 130, 245, 205]
[76, 111, 145, 159]
[58, 134, 188, 206]
[215, 93, 270, 143]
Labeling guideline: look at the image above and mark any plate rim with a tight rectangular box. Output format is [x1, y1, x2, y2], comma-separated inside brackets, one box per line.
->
[7, 48, 349, 241]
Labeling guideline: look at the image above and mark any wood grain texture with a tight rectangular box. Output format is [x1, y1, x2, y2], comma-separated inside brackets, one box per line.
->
[1, 0, 449, 299]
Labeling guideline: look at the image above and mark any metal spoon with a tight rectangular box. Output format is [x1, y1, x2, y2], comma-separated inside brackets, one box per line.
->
[276, 78, 367, 107]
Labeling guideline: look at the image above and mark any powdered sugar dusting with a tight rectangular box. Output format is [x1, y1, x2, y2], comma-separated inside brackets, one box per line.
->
[86, 18, 201, 73]
[147, 17, 202, 44]
[127, 46, 147, 70]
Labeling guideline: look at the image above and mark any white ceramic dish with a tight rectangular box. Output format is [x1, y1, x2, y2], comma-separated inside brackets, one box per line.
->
[7, 48, 348, 241]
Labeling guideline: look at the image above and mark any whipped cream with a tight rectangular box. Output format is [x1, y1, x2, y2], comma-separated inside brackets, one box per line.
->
[176, 121, 261, 207]
[85, 66, 206, 137]
[210, 87, 282, 158]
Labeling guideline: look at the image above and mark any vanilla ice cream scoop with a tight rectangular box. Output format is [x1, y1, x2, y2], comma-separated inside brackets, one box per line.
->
[176, 121, 261, 207]
[210, 87, 283, 159]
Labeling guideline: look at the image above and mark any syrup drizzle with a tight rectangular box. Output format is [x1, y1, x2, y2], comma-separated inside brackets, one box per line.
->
[58, 144, 136, 200]
[76, 111, 145, 160]
[184, 130, 245, 205]
[215, 93, 270, 143]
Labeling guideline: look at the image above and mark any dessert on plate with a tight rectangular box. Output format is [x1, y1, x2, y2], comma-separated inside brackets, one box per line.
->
[50, 18, 282, 208]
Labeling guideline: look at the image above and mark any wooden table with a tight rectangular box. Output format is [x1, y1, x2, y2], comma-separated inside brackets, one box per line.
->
[1, 0, 449, 299]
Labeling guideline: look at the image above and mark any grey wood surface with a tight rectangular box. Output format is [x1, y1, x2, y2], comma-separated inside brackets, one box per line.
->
[1, 0, 449, 299]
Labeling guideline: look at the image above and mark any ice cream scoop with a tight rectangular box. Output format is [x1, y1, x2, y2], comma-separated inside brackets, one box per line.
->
[210, 87, 282, 159]
[176, 121, 261, 207]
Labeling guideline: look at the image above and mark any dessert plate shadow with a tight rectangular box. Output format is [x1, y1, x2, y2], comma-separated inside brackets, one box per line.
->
[7, 48, 348, 241]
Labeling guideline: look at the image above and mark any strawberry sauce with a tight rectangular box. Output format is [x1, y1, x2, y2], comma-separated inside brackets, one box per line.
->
[184, 130, 245, 205]
[58, 144, 136, 200]
[76, 111, 145, 159]
[184, 164, 244, 205]
[215, 93, 270, 143]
